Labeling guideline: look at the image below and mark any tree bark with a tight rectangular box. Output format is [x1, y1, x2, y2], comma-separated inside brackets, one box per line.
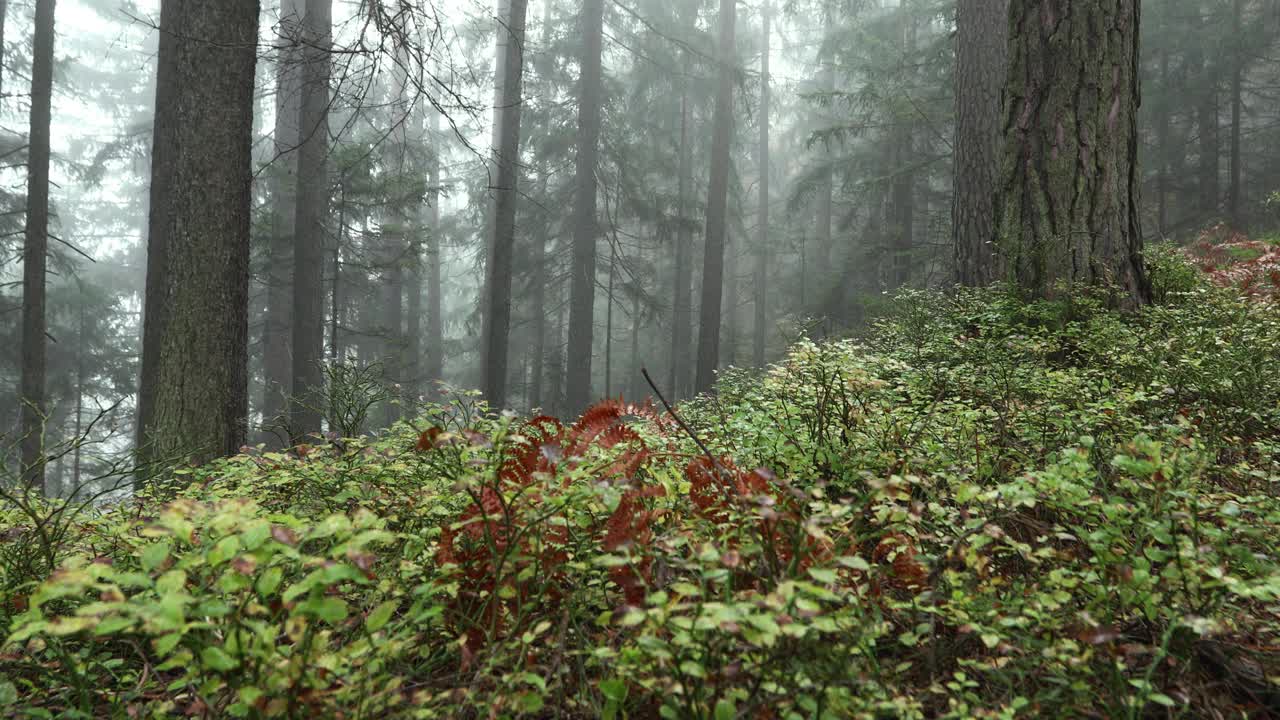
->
[290, 0, 331, 440]
[695, 0, 736, 395]
[753, 0, 770, 368]
[528, 0, 554, 412]
[566, 0, 605, 415]
[994, 0, 1149, 305]
[952, 0, 1007, 286]
[19, 0, 55, 493]
[261, 0, 304, 447]
[481, 0, 529, 412]
[138, 0, 258, 475]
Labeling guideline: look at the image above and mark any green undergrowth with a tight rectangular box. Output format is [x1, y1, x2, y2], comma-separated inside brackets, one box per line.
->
[4, 265, 1280, 718]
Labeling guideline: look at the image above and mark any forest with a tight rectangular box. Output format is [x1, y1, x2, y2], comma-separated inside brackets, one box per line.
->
[3, 0, 1280, 716]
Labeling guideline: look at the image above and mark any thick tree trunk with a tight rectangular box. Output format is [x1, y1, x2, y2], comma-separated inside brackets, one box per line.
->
[753, 0, 770, 368]
[261, 0, 304, 447]
[995, 0, 1149, 305]
[290, 0, 331, 440]
[695, 0, 736, 395]
[668, 90, 694, 401]
[19, 0, 54, 493]
[566, 0, 605, 415]
[952, 0, 1007, 286]
[138, 0, 258, 474]
[481, 0, 529, 412]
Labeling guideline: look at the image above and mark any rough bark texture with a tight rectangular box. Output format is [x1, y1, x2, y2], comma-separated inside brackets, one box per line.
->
[19, 0, 55, 492]
[695, 0, 736, 395]
[261, 0, 304, 447]
[994, 0, 1150, 305]
[290, 0, 331, 439]
[668, 91, 693, 401]
[566, 0, 605, 415]
[753, 0, 770, 368]
[138, 0, 258, 474]
[481, 0, 529, 412]
[952, 0, 1007, 287]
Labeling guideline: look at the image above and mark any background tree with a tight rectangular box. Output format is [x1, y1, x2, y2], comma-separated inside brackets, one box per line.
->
[18, 0, 55, 492]
[137, 0, 260, 471]
[291, 0, 332, 439]
[952, 0, 1006, 286]
[994, 0, 1149, 304]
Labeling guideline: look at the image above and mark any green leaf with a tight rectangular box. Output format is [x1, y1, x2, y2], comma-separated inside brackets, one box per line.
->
[714, 699, 736, 720]
[140, 542, 171, 572]
[299, 596, 348, 624]
[256, 566, 284, 597]
[366, 600, 397, 632]
[201, 645, 239, 672]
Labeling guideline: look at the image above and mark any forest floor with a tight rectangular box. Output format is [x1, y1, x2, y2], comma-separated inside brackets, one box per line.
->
[4, 239, 1280, 718]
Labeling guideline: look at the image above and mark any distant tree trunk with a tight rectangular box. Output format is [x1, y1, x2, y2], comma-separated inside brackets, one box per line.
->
[481, 0, 529, 412]
[994, 0, 1149, 305]
[695, 0, 736, 394]
[1227, 0, 1245, 229]
[0, 0, 9, 100]
[19, 0, 54, 492]
[528, 0, 554, 412]
[889, 131, 914, 289]
[138, 0, 258, 474]
[1154, 36, 1171, 235]
[604, 247, 614, 396]
[952, 0, 1006, 286]
[566, 0, 605, 414]
[261, 0, 304, 447]
[548, 298, 565, 416]
[753, 0, 770, 368]
[425, 110, 445, 389]
[724, 233, 740, 367]
[814, 5, 835, 277]
[1195, 16, 1220, 217]
[291, 0, 331, 440]
[668, 90, 694, 400]
[629, 283, 641, 400]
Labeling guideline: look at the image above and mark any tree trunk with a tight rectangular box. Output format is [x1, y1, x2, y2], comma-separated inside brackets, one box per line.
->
[1195, 12, 1220, 217]
[0, 0, 9, 100]
[753, 0, 770, 368]
[261, 0, 304, 448]
[566, 0, 605, 415]
[528, 0, 554, 412]
[481, 0, 529, 412]
[425, 110, 445, 390]
[19, 0, 54, 492]
[952, 0, 1007, 286]
[1227, 0, 1244, 229]
[290, 0, 331, 440]
[814, 5, 835, 278]
[668, 90, 694, 401]
[138, 0, 258, 474]
[994, 0, 1149, 305]
[695, 0, 736, 395]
